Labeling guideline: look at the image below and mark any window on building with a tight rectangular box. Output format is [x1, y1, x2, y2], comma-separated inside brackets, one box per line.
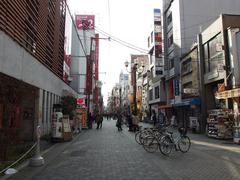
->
[151, 31, 153, 43]
[203, 43, 209, 73]
[203, 33, 223, 73]
[155, 86, 160, 99]
[168, 34, 173, 48]
[169, 58, 174, 69]
[149, 89, 153, 101]
[151, 66, 154, 78]
[181, 58, 192, 75]
[167, 12, 172, 25]
[148, 36, 150, 48]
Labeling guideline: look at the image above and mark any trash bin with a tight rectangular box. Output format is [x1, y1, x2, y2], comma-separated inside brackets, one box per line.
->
[233, 126, 240, 144]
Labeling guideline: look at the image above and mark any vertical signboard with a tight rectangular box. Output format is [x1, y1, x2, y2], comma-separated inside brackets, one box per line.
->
[95, 34, 99, 81]
[86, 55, 93, 94]
[154, 9, 163, 75]
[75, 15, 95, 30]
[174, 80, 180, 96]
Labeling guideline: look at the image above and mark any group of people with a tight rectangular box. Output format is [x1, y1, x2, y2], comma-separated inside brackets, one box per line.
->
[151, 110, 167, 128]
[87, 113, 103, 129]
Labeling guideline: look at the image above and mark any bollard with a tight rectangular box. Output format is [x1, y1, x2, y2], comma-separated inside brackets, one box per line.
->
[29, 125, 44, 167]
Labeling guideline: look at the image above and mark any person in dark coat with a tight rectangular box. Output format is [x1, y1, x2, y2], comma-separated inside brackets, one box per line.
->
[116, 114, 123, 131]
[152, 110, 157, 127]
[87, 113, 93, 129]
[96, 114, 103, 129]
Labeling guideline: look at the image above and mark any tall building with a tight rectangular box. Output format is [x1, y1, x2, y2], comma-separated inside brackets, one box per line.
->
[0, 0, 77, 142]
[70, 15, 99, 114]
[119, 72, 129, 108]
[162, 0, 240, 123]
[147, 9, 166, 118]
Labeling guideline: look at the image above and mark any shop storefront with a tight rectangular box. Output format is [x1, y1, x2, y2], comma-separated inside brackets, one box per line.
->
[172, 98, 201, 131]
[0, 73, 37, 143]
[214, 88, 240, 143]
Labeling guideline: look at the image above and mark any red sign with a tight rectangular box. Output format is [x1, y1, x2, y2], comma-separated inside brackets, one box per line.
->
[95, 34, 99, 81]
[86, 55, 93, 94]
[77, 98, 85, 105]
[75, 15, 95, 30]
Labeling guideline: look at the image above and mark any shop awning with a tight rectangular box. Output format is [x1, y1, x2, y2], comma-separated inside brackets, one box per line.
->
[215, 88, 240, 99]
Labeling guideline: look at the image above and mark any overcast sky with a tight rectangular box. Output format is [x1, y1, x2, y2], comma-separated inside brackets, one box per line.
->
[69, 0, 161, 105]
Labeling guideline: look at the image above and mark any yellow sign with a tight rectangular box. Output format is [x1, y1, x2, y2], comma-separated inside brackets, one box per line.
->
[216, 88, 240, 99]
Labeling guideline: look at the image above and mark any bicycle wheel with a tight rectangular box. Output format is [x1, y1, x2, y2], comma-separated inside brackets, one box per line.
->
[143, 136, 159, 153]
[140, 130, 151, 145]
[135, 131, 141, 145]
[178, 136, 191, 153]
[159, 135, 173, 156]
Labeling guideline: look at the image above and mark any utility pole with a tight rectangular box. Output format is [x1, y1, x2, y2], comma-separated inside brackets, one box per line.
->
[119, 86, 122, 112]
[198, 34, 207, 133]
[132, 64, 137, 115]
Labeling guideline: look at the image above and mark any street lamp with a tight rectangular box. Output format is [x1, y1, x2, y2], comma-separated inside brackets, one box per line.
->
[124, 60, 145, 115]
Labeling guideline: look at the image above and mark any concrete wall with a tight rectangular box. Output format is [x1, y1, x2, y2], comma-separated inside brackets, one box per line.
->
[0, 31, 77, 136]
[0, 31, 77, 97]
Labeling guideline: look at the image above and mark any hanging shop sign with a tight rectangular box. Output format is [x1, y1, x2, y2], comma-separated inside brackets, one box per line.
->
[75, 15, 95, 30]
[215, 88, 240, 99]
[174, 80, 180, 96]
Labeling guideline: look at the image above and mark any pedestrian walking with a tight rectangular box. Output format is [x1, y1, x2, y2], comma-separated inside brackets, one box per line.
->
[151, 110, 157, 127]
[158, 110, 166, 128]
[96, 114, 103, 129]
[87, 113, 93, 129]
[116, 113, 123, 131]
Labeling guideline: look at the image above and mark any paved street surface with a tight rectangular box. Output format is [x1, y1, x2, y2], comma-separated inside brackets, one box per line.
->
[7, 119, 240, 180]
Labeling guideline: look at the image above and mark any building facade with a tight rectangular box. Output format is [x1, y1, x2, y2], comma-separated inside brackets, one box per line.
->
[0, 0, 77, 144]
[147, 9, 166, 120]
[162, 0, 240, 127]
[70, 15, 99, 115]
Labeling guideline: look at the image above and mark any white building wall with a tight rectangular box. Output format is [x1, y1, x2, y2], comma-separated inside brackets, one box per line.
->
[70, 21, 95, 99]
[0, 31, 77, 136]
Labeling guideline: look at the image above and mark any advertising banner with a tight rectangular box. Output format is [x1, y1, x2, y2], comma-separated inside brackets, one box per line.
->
[75, 15, 95, 30]
[76, 108, 87, 129]
[77, 98, 85, 106]
[95, 34, 99, 80]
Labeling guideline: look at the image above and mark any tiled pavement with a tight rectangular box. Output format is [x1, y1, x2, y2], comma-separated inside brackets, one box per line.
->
[7, 119, 240, 180]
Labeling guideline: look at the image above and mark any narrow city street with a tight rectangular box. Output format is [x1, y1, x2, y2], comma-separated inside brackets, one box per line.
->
[8, 119, 240, 180]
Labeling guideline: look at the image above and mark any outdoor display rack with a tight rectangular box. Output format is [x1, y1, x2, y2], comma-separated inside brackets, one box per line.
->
[207, 109, 234, 139]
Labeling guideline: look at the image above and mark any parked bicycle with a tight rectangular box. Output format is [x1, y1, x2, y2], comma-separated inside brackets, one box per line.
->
[142, 125, 169, 153]
[159, 127, 191, 156]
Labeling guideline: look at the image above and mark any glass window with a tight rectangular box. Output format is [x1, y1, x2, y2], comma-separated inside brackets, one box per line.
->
[151, 32, 153, 43]
[167, 12, 172, 25]
[168, 34, 173, 48]
[204, 33, 224, 73]
[169, 58, 174, 69]
[155, 86, 160, 99]
[203, 43, 209, 73]
[149, 89, 153, 101]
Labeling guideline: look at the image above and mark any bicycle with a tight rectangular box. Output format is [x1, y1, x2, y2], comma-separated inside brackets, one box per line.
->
[159, 127, 191, 156]
[142, 125, 168, 153]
